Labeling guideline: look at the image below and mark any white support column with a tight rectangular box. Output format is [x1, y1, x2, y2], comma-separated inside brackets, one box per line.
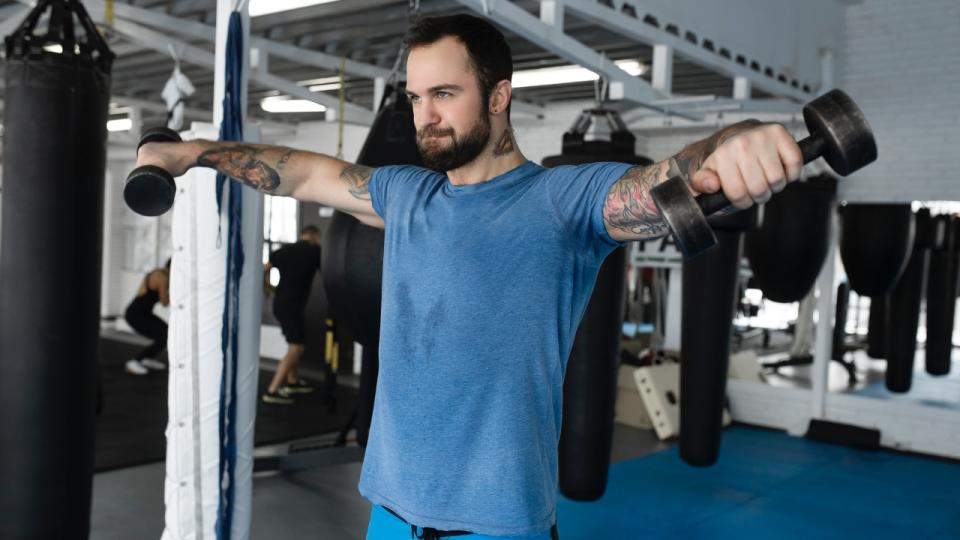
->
[164, 2, 260, 539]
[809, 206, 838, 421]
[213, 2, 261, 540]
[540, 0, 564, 33]
[820, 48, 835, 92]
[733, 77, 751, 100]
[651, 44, 673, 93]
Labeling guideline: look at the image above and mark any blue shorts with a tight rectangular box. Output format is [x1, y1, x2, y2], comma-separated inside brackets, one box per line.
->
[365, 505, 557, 539]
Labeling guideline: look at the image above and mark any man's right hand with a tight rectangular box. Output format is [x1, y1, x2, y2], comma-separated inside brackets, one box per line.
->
[136, 141, 199, 178]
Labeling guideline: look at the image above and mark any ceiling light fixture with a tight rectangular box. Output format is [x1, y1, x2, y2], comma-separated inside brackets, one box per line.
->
[260, 96, 327, 113]
[512, 60, 646, 89]
[249, 0, 340, 17]
[107, 118, 133, 132]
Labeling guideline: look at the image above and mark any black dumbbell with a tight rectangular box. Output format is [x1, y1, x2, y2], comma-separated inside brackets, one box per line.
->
[123, 127, 182, 216]
[651, 89, 878, 258]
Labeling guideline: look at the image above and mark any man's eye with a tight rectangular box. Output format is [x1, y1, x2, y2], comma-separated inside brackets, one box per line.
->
[408, 95, 420, 103]
[436, 91, 450, 99]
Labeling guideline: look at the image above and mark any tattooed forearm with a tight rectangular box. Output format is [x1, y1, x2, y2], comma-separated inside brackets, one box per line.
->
[196, 144, 297, 193]
[668, 119, 762, 180]
[492, 129, 515, 157]
[340, 164, 373, 201]
[603, 161, 671, 238]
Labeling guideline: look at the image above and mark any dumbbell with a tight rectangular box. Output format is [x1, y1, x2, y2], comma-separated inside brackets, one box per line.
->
[123, 127, 182, 216]
[651, 89, 877, 258]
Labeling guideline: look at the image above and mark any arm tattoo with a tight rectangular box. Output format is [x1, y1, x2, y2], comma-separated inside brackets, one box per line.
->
[196, 144, 294, 193]
[603, 162, 671, 238]
[340, 164, 373, 201]
[492, 129, 516, 157]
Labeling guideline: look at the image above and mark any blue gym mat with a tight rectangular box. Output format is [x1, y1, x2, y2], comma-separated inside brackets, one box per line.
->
[557, 426, 960, 539]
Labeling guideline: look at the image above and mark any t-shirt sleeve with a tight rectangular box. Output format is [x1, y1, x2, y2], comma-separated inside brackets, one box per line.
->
[545, 161, 635, 253]
[368, 165, 425, 220]
[268, 245, 285, 268]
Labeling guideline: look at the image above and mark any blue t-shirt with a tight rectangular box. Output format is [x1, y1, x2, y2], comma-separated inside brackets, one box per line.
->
[358, 160, 632, 536]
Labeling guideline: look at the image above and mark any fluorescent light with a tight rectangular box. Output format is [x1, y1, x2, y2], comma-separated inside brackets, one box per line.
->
[42, 43, 63, 54]
[307, 83, 342, 92]
[260, 96, 326, 113]
[298, 76, 340, 86]
[511, 60, 646, 89]
[107, 118, 133, 132]
[249, 0, 340, 17]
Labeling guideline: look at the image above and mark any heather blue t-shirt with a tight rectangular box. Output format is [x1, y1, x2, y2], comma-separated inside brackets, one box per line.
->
[358, 160, 632, 537]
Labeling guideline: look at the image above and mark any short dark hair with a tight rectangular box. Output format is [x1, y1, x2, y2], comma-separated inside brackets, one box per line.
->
[301, 225, 320, 236]
[405, 14, 513, 119]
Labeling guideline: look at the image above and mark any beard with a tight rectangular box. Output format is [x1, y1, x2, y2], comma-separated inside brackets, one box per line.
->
[416, 112, 491, 173]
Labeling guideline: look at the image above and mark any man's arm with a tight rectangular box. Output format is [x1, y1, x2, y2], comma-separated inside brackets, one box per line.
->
[602, 120, 802, 242]
[136, 140, 384, 228]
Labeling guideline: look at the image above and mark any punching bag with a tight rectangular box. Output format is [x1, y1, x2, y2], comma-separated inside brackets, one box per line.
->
[321, 84, 422, 446]
[924, 215, 957, 376]
[886, 209, 937, 393]
[866, 296, 888, 359]
[546, 108, 651, 501]
[679, 208, 758, 466]
[839, 204, 915, 297]
[0, 2, 114, 538]
[744, 175, 837, 303]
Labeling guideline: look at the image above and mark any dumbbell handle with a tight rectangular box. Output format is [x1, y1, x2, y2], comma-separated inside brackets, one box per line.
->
[695, 135, 825, 216]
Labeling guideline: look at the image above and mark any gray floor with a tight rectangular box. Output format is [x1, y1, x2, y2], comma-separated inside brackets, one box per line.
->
[90, 425, 668, 539]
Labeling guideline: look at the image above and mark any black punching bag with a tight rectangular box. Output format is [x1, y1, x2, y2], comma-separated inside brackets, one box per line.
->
[0, 3, 114, 539]
[886, 209, 937, 393]
[680, 208, 758, 466]
[321, 85, 422, 446]
[866, 296, 888, 359]
[546, 108, 651, 501]
[839, 204, 915, 297]
[924, 215, 957, 376]
[744, 176, 837, 303]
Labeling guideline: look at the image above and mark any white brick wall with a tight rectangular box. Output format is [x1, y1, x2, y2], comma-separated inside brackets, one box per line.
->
[839, 0, 960, 203]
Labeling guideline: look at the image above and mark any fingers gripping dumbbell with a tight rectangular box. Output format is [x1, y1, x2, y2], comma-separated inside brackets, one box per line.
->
[123, 127, 182, 217]
[651, 89, 878, 259]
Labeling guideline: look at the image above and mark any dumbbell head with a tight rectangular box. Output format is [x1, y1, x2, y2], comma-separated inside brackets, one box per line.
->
[123, 127, 182, 217]
[802, 89, 877, 176]
[650, 177, 717, 258]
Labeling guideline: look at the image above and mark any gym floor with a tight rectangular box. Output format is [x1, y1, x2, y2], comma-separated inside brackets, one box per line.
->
[90, 421, 667, 539]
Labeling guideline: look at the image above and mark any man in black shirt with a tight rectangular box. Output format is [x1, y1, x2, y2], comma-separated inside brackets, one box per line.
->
[262, 225, 322, 404]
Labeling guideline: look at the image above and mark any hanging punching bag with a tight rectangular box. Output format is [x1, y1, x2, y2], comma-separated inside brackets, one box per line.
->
[0, 2, 114, 539]
[744, 175, 837, 303]
[886, 209, 938, 393]
[679, 208, 758, 466]
[321, 84, 422, 446]
[546, 108, 651, 501]
[866, 296, 888, 359]
[839, 204, 915, 297]
[924, 215, 956, 376]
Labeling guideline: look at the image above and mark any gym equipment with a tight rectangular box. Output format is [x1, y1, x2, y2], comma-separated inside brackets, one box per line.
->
[0, 1, 114, 538]
[924, 215, 957, 376]
[651, 89, 877, 259]
[744, 174, 837, 303]
[866, 295, 888, 359]
[123, 127, 182, 216]
[545, 107, 651, 501]
[322, 84, 422, 447]
[840, 204, 915, 297]
[886, 209, 939, 392]
[679, 208, 758, 466]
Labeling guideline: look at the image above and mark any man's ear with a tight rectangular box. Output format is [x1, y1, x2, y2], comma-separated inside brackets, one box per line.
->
[489, 79, 512, 115]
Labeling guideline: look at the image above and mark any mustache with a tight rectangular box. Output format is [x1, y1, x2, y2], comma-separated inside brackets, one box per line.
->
[418, 126, 455, 139]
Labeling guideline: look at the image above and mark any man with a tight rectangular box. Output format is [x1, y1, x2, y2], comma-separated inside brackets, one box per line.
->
[124, 258, 171, 375]
[261, 225, 322, 404]
[136, 14, 801, 539]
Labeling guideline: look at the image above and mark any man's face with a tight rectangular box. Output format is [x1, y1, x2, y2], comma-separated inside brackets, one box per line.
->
[406, 36, 491, 172]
